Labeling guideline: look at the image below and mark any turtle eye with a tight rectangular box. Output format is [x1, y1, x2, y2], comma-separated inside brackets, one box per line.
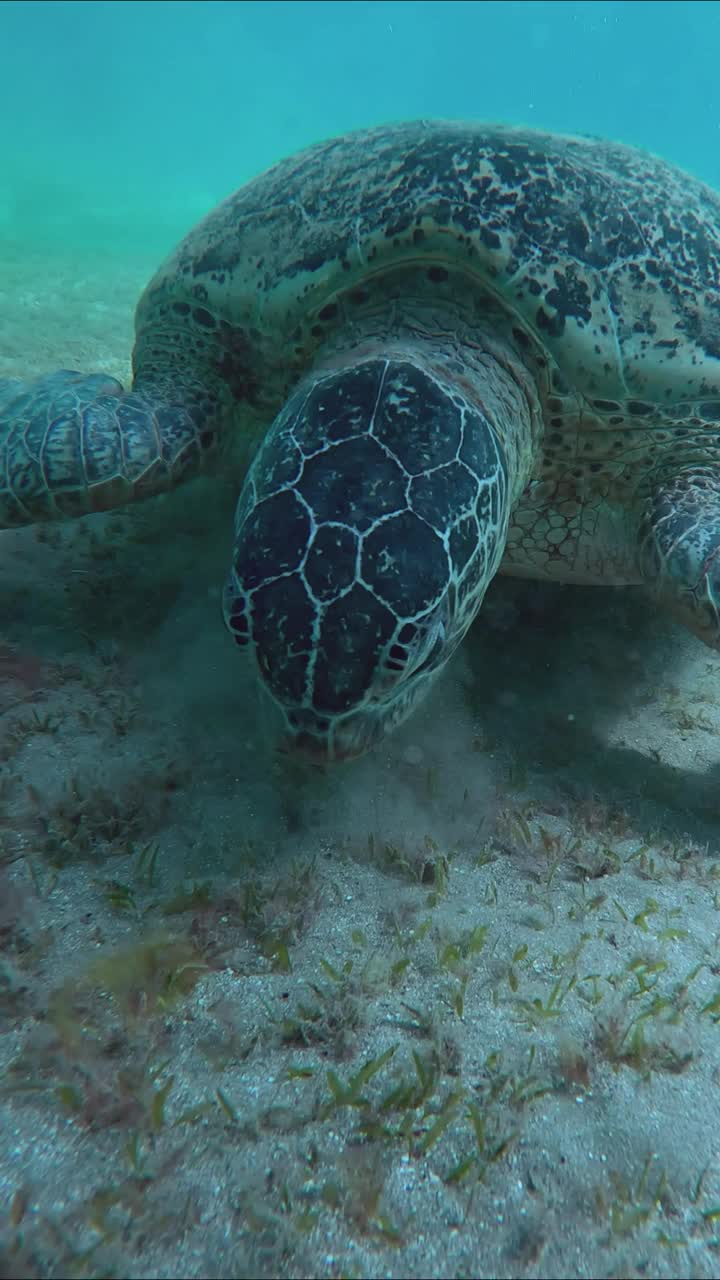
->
[377, 638, 415, 690]
[408, 631, 446, 679]
[223, 579, 251, 648]
[229, 611, 252, 650]
[228, 609, 250, 647]
[385, 641, 413, 673]
[379, 617, 442, 687]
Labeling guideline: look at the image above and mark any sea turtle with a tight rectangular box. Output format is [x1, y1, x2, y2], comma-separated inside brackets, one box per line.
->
[3, 120, 720, 760]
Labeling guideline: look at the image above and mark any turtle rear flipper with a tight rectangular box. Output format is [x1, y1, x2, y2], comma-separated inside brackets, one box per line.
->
[0, 369, 219, 526]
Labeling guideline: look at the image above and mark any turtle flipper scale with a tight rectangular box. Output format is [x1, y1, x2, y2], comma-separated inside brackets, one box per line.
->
[640, 468, 720, 648]
[0, 369, 218, 526]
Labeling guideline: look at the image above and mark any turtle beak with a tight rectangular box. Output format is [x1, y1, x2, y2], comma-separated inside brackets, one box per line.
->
[279, 728, 364, 764]
[279, 709, 388, 763]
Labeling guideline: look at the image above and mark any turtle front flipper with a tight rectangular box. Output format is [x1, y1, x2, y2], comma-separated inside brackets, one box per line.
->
[639, 468, 720, 647]
[0, 369, 219, 527]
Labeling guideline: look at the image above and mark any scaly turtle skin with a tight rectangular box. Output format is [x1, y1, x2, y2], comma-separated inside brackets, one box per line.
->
[4, 121, 720, 759]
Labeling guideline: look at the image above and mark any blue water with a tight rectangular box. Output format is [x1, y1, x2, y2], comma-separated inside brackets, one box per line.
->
[4, 10, 720, 1278]
[3, 0, 720, 252]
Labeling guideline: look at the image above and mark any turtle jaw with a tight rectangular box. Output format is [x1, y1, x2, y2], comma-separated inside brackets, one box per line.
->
[276, 677, 436, 763]
[279, 714, 383, 764]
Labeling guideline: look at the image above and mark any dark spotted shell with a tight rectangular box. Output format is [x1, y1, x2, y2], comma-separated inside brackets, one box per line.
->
[135, 120, 720, 414]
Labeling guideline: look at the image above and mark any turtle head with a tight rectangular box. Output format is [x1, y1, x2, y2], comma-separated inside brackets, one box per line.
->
[223, 349, 509, 760]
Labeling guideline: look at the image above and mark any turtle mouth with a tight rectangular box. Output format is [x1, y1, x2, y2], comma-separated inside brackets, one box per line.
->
[279, 706, 391, 763]
[279, 730, 360, 764]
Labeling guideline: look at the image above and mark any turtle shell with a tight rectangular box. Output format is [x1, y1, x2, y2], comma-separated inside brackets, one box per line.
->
[134, 120, 720, 419]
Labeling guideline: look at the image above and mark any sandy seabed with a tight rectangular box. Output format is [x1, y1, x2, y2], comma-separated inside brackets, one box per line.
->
[2, 238, 720, 1280]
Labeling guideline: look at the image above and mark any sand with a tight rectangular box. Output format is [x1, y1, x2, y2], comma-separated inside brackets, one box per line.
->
[2, 239, 720, 1280]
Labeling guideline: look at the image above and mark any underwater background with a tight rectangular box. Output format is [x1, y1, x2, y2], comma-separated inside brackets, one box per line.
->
[3, 3, 720, 1279]
[3, 0, 720, 255]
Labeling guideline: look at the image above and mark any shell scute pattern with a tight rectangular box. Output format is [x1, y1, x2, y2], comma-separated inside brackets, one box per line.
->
[297, 434, 407, 535]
